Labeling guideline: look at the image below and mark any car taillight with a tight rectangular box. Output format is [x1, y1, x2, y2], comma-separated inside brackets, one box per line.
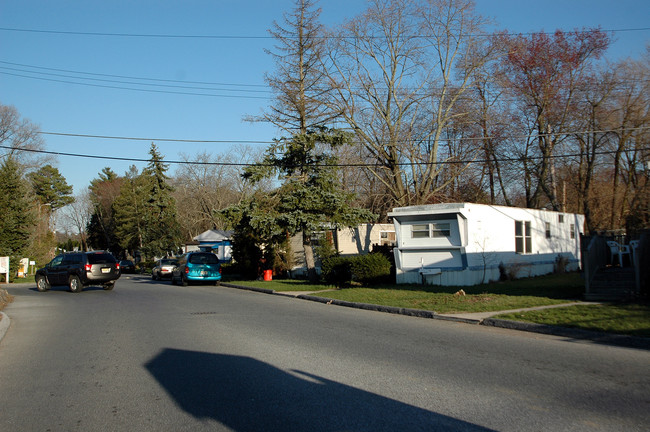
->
[85, 264, 92, 272]
[219, 266, 222, 274]
[116, 262, 120, 270]
[184, 267, 189, 274]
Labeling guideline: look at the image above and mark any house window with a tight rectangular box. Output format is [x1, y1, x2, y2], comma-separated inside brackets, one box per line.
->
[515, 221, 532, 253]
[570, 224, 575, 239]
[431, 223, 451, 238]
[545, 222, 551, 239]
[558, 214, 564, 223]
[411, 224, 429, 238]
[411, 223, 451, 239]
[380, 231, 396, 246]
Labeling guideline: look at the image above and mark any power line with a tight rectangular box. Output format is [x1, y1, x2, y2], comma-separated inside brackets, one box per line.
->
[0, 60, 268, 88]
[38, 126, 650, 144]
[3, 144, 647, 168]
[1, 26, 648, 39]
[40, 131, 273, 144]
[0, 71, 270, 99]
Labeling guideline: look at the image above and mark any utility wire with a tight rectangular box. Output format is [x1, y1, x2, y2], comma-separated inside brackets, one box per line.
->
[1, 26, 648, 39]
[2, 144, 647, 168]
[38, 126, 650, 144]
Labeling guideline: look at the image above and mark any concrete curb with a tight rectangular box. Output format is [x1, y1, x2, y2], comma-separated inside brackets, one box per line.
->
[483, 318, 650, 349]
[220, 282, 650, 349]
[0, 312, 10, 344]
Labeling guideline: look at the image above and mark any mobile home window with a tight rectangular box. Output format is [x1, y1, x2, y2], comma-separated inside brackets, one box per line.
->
[570, 224, 575, 239]
[558, 214, 564, 223]
[431, 223, 451, 237]
[515, 221, 532, 253]
[545, 222, 551, 239]
[411, 224, 430, 238]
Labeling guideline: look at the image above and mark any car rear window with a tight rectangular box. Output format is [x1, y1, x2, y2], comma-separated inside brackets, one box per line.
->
[161, 259, 177, 265]
[87, 253, 116, 264]
[188, 253, 219, 264]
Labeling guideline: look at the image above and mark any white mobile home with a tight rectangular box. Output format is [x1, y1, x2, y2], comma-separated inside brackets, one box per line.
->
[388, 203, 584, 286]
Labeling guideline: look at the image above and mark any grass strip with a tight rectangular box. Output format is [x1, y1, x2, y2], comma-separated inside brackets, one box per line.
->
[494, 304, 650, 337]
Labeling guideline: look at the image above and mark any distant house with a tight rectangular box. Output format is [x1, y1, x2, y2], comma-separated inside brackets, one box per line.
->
[289, 223, 396, 276]
[388, 203, 584, 286]
[184, 229, 233, 262]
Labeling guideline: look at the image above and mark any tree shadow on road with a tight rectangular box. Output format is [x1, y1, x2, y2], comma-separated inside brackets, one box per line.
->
[145, 348, 495, 432]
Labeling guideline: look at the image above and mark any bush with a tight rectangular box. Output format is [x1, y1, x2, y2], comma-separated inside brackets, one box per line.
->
[321, 256, 353, 286]
[321, 253, 392, 287]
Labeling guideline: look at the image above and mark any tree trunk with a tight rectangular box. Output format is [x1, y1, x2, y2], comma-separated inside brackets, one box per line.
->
[302, 231, 318, 282]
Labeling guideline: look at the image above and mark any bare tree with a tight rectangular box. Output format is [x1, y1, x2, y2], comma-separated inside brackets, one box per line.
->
[496, 28, 610, 210]
[325, 0, 493, 207]
[58, 191, 92, 251]
[0, 103, 49, 169]
[246, 0, 335, 134]
[172, 146, 269, 240]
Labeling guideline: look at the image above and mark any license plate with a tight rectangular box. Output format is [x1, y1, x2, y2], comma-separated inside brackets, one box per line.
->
[101, 268, 111, 273]
[201, 271, 208, 276]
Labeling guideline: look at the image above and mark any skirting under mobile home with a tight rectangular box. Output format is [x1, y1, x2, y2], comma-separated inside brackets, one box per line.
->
[388, 203, 584, 286]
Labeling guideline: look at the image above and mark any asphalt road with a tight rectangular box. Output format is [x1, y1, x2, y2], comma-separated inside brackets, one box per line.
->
[0, 275, 648, 432]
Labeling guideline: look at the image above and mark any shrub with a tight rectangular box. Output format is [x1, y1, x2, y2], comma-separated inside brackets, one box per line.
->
[321, 253, 392, 287]
[321, 256, 352, 287]
[350, 253, 392, 285]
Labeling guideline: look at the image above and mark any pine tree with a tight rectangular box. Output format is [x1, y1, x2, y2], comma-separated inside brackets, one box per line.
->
[0, 157, 36, 256]
[140, 144, 182, 259]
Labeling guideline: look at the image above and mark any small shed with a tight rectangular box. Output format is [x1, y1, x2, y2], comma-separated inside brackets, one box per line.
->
[388, 203, 584, 286]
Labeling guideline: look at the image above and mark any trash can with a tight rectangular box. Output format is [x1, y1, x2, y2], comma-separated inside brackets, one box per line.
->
[263, 270, 272, 281]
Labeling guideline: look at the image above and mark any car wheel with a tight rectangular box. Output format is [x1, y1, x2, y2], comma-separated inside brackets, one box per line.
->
[180, 275, 188, 287]
[103, 282, 115, 290]
[36, 276, 50, 292]
[69, 275, 83, 293]
[152, 272, 158, 281]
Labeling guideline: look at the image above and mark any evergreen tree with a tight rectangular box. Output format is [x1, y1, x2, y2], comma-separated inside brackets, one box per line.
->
[0, 157, 36, 256]
[27, 165, 74, 210]
[86, 167, 122, 252]
[113, 166, 146, 257]
[140, 144, 182, 258]
[242, 128, 376, 281]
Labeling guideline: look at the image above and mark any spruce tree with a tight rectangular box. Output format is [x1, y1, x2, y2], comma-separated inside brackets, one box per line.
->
[0, 157, 36, 256]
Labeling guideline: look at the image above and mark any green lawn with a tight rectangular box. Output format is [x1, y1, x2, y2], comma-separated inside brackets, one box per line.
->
[225, 273, 650, 337]
[226, 273, 585, 313]
[495, 304, 650, 337]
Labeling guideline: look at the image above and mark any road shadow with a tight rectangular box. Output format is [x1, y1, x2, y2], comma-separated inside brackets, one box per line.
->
[145, 348, 494, 432]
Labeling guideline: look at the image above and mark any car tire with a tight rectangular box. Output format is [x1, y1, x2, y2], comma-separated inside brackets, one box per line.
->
[69, 275, 83, 293]
[152, 272, 158, 281]
[180, 275, 188, 287]
[36, 276, 50, 292]
[103, 282, 115, 291]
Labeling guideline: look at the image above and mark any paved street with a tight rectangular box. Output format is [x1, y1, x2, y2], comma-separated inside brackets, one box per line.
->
[0, 275, 648, 431]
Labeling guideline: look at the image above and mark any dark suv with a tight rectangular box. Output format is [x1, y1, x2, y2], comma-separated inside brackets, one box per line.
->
[35, 251, 121, 293]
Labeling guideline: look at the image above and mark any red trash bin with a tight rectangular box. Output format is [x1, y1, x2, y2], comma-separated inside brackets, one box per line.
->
[263, 269, 272, 281]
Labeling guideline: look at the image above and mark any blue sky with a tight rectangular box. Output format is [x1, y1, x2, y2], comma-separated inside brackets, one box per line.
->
[1, 0, 649, 195]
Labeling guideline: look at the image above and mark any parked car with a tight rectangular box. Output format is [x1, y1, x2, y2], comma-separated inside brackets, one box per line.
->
[152, 258, 178, 280]
[120, 260, 136, 273]
[35, 251, 121, 293]
[171, 252, 221, 286]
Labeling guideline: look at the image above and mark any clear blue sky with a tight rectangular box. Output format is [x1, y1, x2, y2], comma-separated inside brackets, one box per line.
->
[1, 0, 648, 195]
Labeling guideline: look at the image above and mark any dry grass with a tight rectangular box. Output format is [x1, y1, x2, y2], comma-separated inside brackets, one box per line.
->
[0, 288, 14, 313]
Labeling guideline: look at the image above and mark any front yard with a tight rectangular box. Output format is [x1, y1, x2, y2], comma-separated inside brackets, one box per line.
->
[226, 273, 650, 337]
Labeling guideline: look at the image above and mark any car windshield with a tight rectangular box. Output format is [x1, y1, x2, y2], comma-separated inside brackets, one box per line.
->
[160, 259, 177, 265]
[87, 253, 116, 264]
[188, 254, 218, 265]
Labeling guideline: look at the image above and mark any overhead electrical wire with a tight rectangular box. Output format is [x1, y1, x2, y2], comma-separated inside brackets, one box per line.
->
[37, 126, 650, 144]
[1, 26, 648, 39]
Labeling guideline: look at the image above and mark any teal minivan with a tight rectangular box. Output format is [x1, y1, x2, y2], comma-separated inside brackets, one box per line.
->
[171, 252, 221, 286]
